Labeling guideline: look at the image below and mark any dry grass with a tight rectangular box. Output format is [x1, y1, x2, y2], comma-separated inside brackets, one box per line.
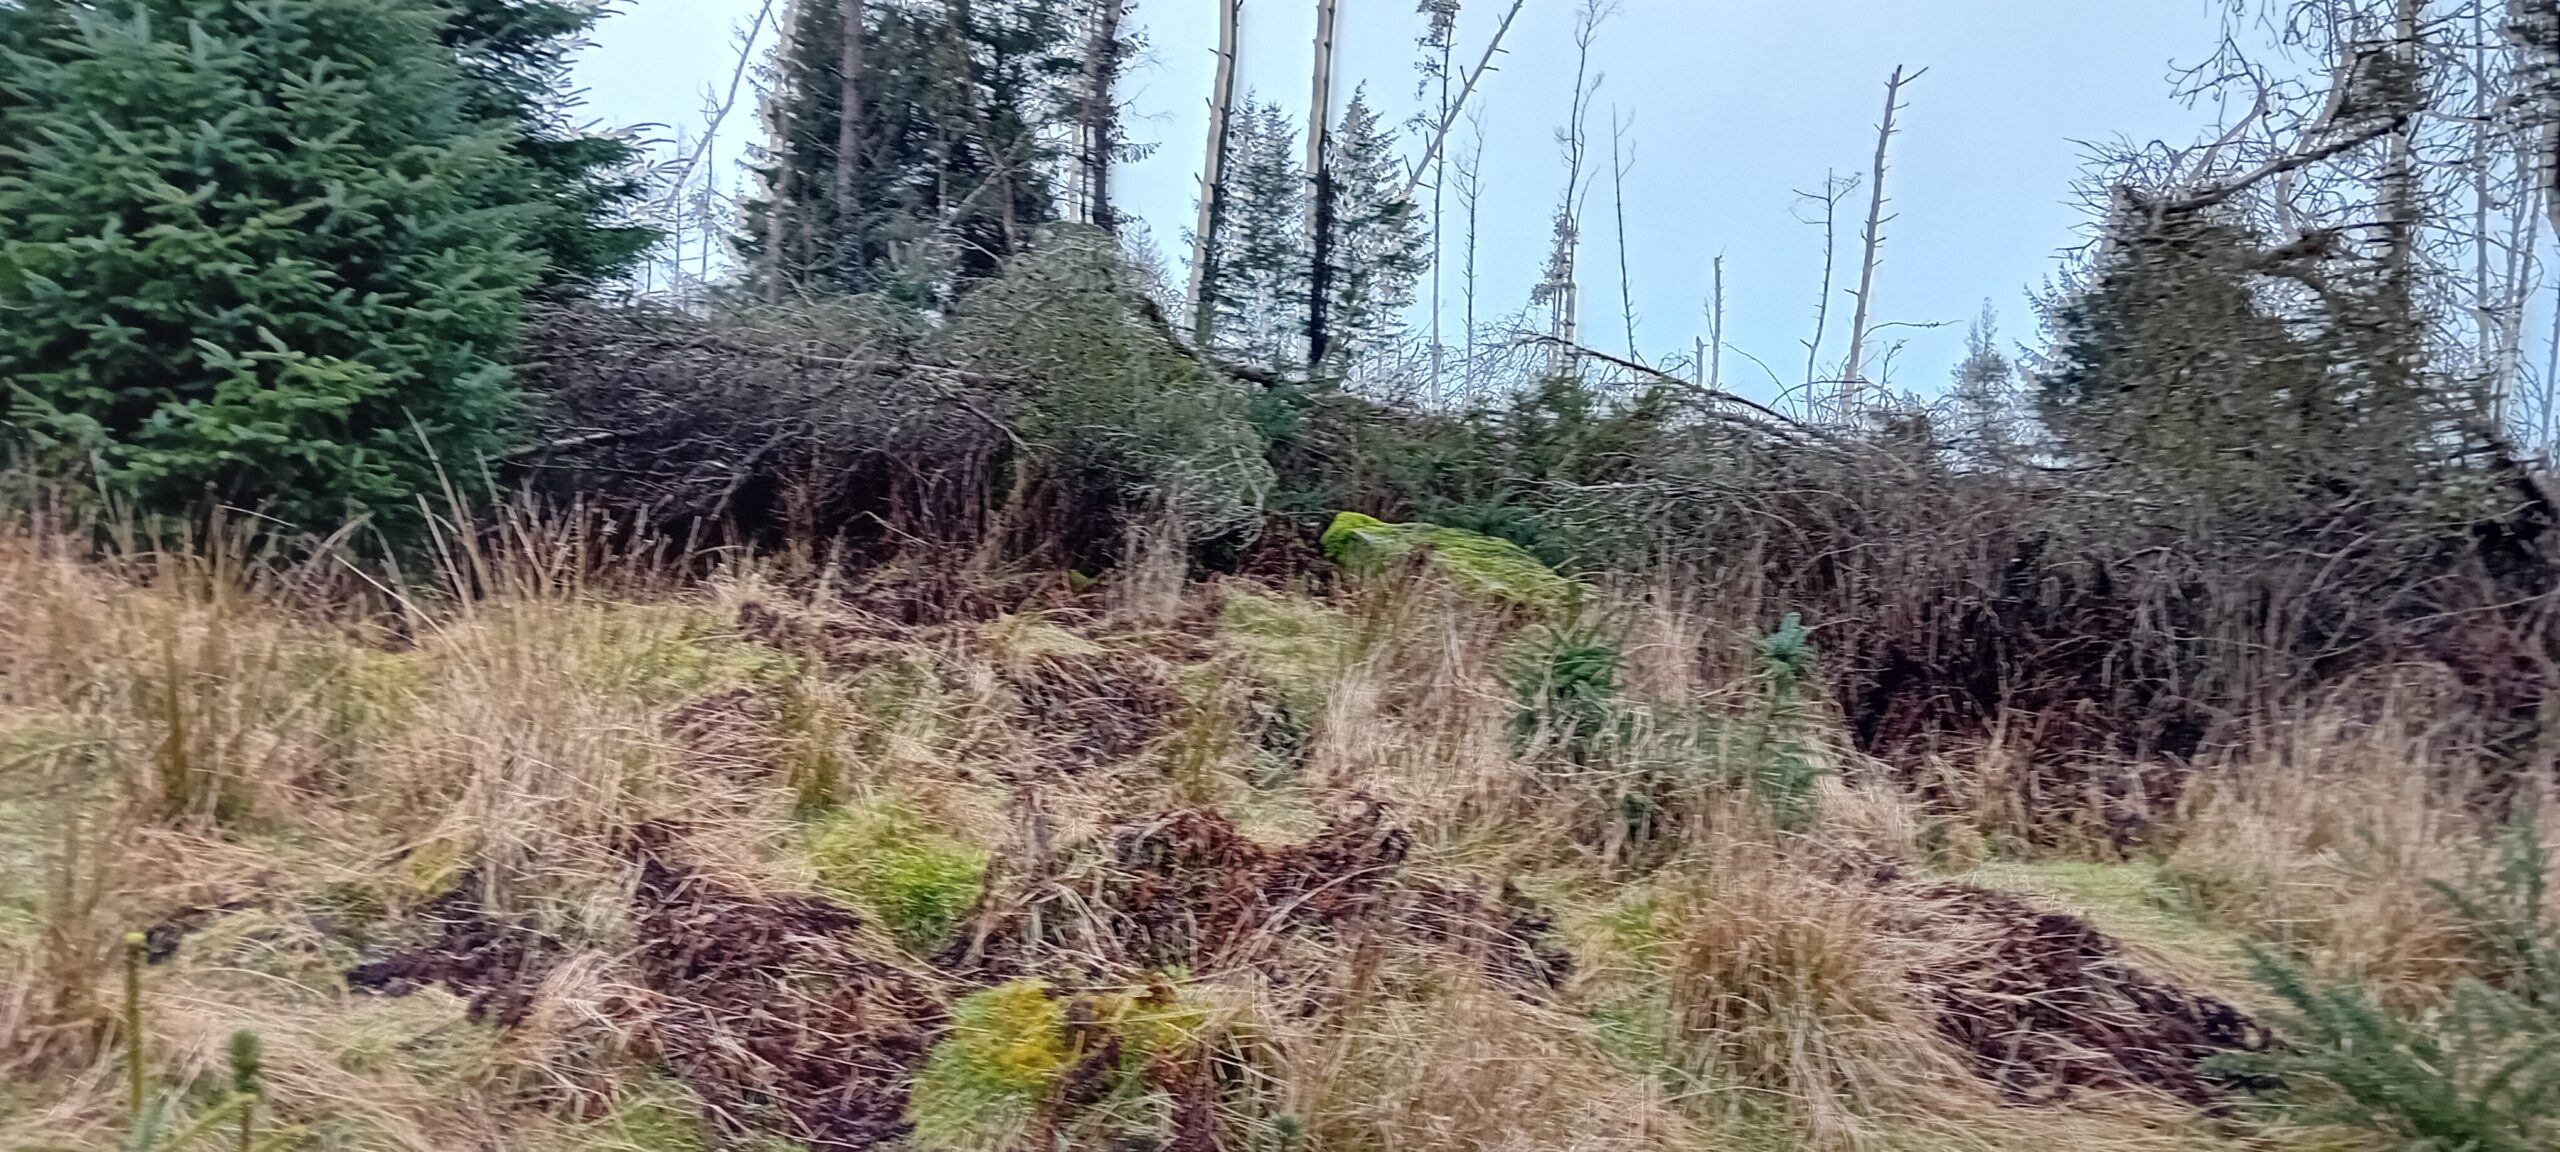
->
[2161, 704, 2508, 1010]
[0, 511, 2442, 1152]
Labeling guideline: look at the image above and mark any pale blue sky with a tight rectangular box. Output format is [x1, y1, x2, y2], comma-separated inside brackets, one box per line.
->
[574, 1, 2235, 399]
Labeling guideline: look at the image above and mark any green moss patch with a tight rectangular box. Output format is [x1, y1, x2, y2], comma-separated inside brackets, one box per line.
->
[907, 978, 1211, 1152]
[807, 801, 989, 952]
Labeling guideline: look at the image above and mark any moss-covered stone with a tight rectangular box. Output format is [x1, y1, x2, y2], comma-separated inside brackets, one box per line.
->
[1320, 512, 1579, 607]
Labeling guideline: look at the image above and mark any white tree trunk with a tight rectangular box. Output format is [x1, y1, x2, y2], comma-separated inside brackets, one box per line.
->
[1187, 0, 1244, 346]
[1305, 0, 1343, 369]
[1842, 65, 1917, 411]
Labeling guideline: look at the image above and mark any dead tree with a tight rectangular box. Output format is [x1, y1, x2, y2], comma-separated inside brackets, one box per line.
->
[1457, 115, 1486, 401]
[1422, 1, 1458, 404]
[1796, 171, 1855, 404]
[1076, 0, 1128, 229]
[1400, 0, 1530, 202]
[1611, 107, 1639, 363]
[1537, 1, 1614, 375]
[1305, 0, 1343, 371]
[1841, 65, 1921, 412]
[1709, 253, 1726, 391]
[1188, 0, 1245, 347]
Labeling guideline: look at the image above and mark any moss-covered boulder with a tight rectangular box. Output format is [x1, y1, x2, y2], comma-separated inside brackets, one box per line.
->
[1320, 512, 1579, 607]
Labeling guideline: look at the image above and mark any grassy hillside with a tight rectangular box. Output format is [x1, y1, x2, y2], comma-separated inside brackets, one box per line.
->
[0, 514, 2542, 1152]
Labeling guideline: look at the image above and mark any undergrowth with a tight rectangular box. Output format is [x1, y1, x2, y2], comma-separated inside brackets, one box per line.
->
[0, 512, 2529, 1152]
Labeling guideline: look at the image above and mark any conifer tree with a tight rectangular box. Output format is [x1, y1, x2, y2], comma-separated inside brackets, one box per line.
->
[1323, 88, 1426, 369]
[1206, 91, 1419, 378]
[441, 0, 656, 288]
[741, 0, 1076, 301]
[0, 0, 546, 526]
[1950, 303, 2016, 459]
[1209, 96, 1309, 371]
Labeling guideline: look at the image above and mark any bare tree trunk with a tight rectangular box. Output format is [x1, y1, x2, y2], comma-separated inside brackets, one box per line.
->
[1188, 0, 1244, 348]
[834, 0, 864, 217]
[1428, 10, 1453, 407]
[1842, 65, 1918, 412]
[1077, 0, 1127, 229]
[2526, 0, 2560, 244]
[2380, 0, 2422, 291]
[1458, 116, 1484, 401]
[1709, 253, 1725, 392]
[2545, 280, 2560, 458]
[1541, 1, 1610, 376]
[1800, 172, 1850, 399]
[1611, 107, 1638, 363]
[1305, 0, 1343, 373]
[760, 0, 807, 300]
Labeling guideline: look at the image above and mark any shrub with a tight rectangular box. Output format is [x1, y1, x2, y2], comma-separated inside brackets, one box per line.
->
[944, 231, 1275, 563]
[807, 801, 988, 952]
[1506, 618, 1626, 766]
[0, 0, 545, 528]
[1750, 614, 1823, 832]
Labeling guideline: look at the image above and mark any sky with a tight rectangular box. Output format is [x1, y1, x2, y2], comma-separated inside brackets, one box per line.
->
[573, 0, 2239, 402]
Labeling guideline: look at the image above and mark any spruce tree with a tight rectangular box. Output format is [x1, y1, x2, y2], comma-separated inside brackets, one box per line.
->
[1209, 96, 1308, 371]
[441, 0, 655, 288]
[1207, 90, 1419, 379]
[741, 0, 1075, 301]
[0, 0, 545, 527]
[1950, 303, 2016, 460]
[1322, 87, 1425, 370]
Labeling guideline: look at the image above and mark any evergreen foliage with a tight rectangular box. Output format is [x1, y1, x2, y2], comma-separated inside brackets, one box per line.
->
[2037, 215, 2491, 523]
[1207, 95, 1308, 371]
[741, 0, 1076, 301]
[2216, 810, 2560, 1150]
[1203, 89, 1420, 378]
[1321, 88, 1426, 369]
[1750, 613, 1821, 832]
[0, 0, 548, 527]
[946, 231, 1274, 551]
[440, 0, 655, 287]
[1948, 302, 2017, 461]
[1506, 616, 1625, 765]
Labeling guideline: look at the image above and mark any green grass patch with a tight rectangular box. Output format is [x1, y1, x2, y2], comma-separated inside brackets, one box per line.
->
[807, 801, 989, 952]
[907, 978, 1210, 1152]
